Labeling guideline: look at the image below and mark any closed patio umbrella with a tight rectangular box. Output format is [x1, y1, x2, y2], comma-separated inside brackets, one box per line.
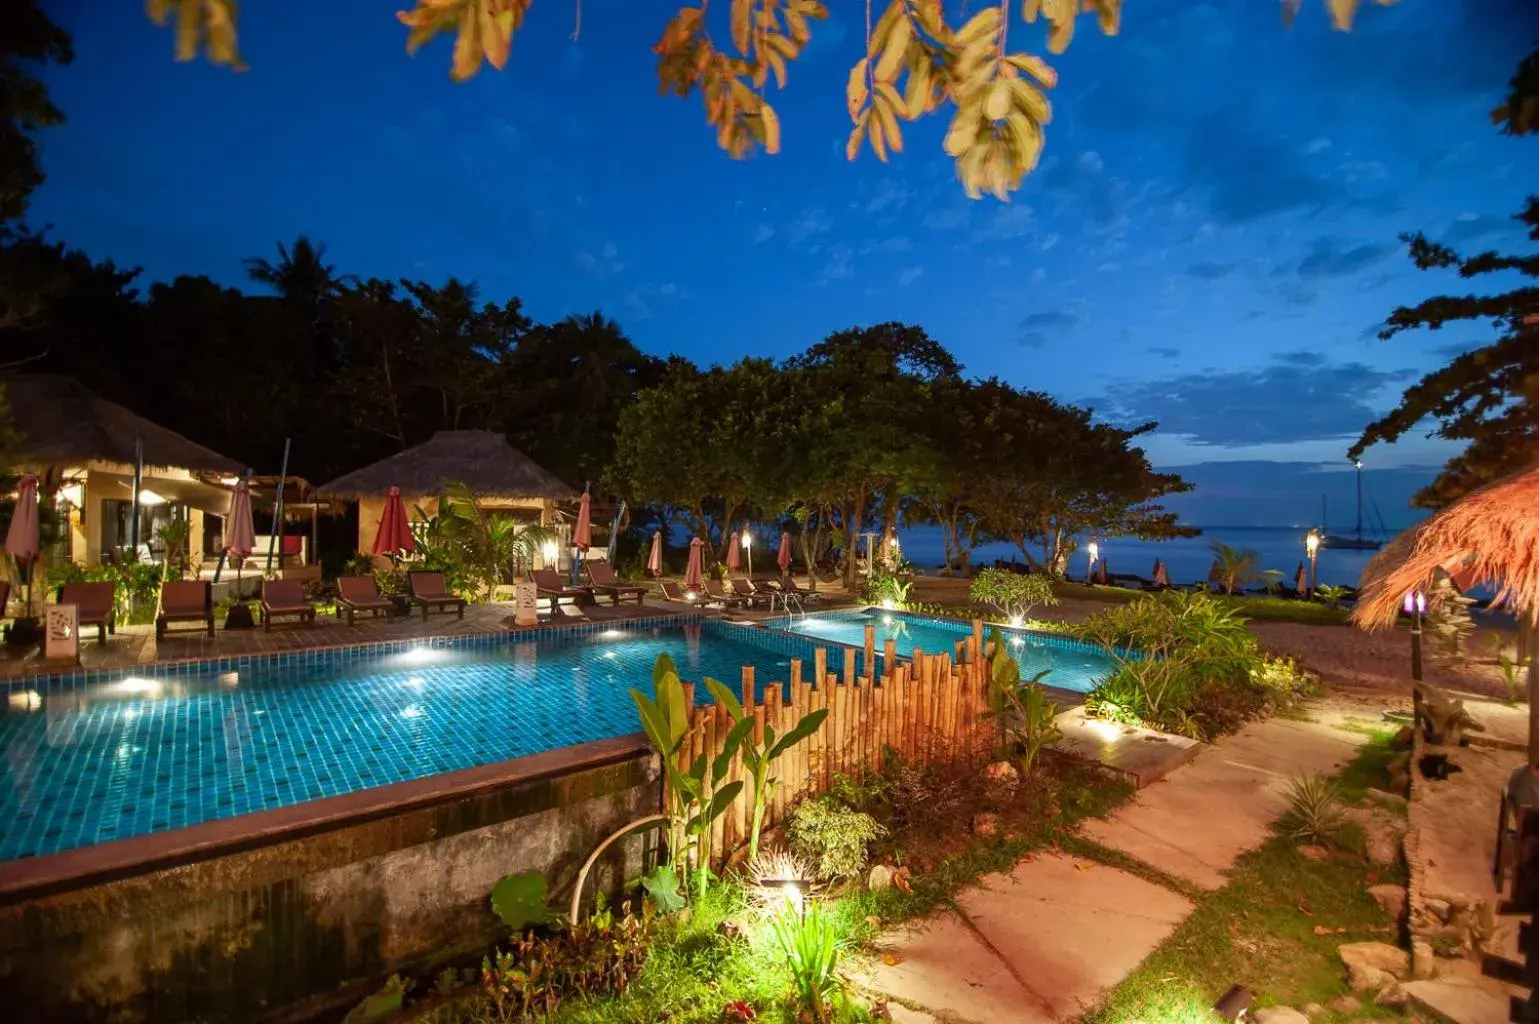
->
[371, 485, 415, 560]
[6, 474, 39, 616]
[1294, 561, 1309, 597]
[572, 488, 592, 585]
[646, 530, 663, 577]
[1153, 559, 1170, 588]
[778, 531, 793, 576]
[726, 531, 741, 573]
[224, 480, 257, 619]
[684, 537, 705, 592]
[1095, 557, 1109, 585]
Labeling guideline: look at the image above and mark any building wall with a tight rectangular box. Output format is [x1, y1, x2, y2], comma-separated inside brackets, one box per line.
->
[0, 743, 660, 1024]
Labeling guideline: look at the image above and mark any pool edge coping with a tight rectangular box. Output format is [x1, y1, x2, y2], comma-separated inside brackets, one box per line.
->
[0, 732, 655, 906]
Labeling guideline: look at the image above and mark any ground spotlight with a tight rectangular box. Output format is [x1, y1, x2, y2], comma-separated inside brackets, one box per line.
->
[1212, 984, 1255, 1021]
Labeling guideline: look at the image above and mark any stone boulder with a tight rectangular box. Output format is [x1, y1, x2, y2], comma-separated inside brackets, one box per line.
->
[1251, 1008, 1310, 1024]
[1339, 941, 1411, 991]
[1368, 883, 1407, 922]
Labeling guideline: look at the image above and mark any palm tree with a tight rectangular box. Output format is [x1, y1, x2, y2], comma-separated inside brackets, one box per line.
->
[243, 236, 344, 306]
[1209, 541, 1261, 596]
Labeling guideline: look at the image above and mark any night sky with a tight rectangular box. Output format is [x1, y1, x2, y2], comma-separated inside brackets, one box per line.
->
[26, 0, 1539, 526]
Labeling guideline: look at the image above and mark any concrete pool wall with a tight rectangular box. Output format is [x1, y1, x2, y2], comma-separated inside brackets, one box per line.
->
[0, 735, 660, 1023]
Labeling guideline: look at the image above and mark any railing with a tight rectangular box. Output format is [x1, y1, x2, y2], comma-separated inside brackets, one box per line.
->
[675, 620, 996, 866]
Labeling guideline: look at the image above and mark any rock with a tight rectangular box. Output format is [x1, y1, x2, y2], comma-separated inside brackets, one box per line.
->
[1251, 1008, 1310, 1024]
[1392, 726, 1414, 747]
[1424, 897, 1452, 921]
[970, 812, 1000, 837]
[868, 864, 894, 891]
[981, 760, 1019, 805]
[1327, 994, 1362, 1012]
[1369, 884, 1408, 921]
[1412, 939, 1435, 978]
[1343, 808, 1405, 867]
[1375, 982, 1409, 1007]
[1299, 844, 1331, 861]
[1365, 787, 1409, 809]
[1348, 965, 1395, 992]
[1301, 1003, 1323, 1016]
[1339, 941, 1411, 980]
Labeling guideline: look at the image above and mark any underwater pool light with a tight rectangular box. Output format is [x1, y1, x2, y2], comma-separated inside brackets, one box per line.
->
[7, 690, 41, 711]
[112, 677, 164, 697]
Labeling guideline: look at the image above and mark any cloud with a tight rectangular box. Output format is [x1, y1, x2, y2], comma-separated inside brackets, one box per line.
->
[921, 205, 970, 231]
[863, 178, 914, 214]
[897, 266, 923, 286]
[575, 241, 624, 278]
[1180, 109, 1337, 224]
[1442, 211, 1524, 246]
[1294, 236, 1394, 280]
[860, 235, 914, 255]
[785, 208, 833, 244]
[752, 223, 775, 243]
[1014, 307, 1085, 348]
[1029, 267, 1046, 283]
[1186, 261, 1235, 281]
[1096, 355, 1416, 447]
[1304, 137, 1332, 154]
[1149, 347, 1182, 360]
[1020, 310, 1083, 330]
[817, 244, 854, 284]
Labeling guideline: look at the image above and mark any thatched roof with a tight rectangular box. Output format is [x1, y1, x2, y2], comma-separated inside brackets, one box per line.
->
[2, 373, 244, 474]
[1353, 462, 1539, 630]
[316, 430, 576, 502]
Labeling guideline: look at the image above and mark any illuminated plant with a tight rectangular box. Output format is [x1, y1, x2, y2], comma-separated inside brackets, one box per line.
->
[142, 1, 1389, 202]
[745, 846, 819, 920]
[970, 568, 1056, 625]
[704, 676, 827, 862]
[767, 900, 844, 1023]
[984, 627, 1061, 773]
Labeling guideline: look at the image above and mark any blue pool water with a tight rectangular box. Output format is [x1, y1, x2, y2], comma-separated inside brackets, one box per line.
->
[774, 609, 1118, 694]
[0, 619, 860, 864]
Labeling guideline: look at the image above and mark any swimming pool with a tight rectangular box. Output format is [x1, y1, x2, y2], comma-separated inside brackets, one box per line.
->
[772, 608, 1119, 694]
[0, 618, 862, 864]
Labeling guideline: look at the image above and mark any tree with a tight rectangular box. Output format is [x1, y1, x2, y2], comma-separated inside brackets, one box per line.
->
[138, 0, 1381, 203]
[964, 382, 1194, 573]
[905, 376, 1001, 575]
[1209, 541, 1261, 596]
[1349, 48, 1536, 507]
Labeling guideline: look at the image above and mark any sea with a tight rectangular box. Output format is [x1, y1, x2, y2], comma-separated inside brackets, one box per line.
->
[893, 524, 1387, 589]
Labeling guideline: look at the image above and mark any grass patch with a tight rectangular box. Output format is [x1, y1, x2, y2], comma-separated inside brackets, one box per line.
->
[1082, 733, 1405, 1024]
[1048, 582, 1353, 626]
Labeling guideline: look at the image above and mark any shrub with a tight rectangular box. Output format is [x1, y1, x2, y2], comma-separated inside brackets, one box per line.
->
[786, 798, 886, 881]
[970, 568, 1057, 623]
[1279, 773, 1347, 846]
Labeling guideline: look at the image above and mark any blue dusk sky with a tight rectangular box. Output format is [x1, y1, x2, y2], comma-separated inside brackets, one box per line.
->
[26, 0, 1539, 526]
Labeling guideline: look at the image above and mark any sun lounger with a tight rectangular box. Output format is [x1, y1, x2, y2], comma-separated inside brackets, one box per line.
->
[779, 575, 823, 603]
[533, 569, 593, 611]
[704, 578, 746, 608]
[409, 571, 466, 620]
[730, 577, 769, 606]
[659, 580, 712, 608]
[0, 580, 8, 618]
[336, 575, 396, 625]
[586, 561, 646, 605]
[260, 579, 317, 631]
[156, 580, 213, 640]
[58, 581, 115, 644]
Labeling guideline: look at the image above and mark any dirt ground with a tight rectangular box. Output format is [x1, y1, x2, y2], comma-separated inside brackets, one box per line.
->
[905, 575, 1515, 703]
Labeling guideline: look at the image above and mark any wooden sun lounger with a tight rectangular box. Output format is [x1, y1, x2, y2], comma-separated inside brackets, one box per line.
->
[409, 571, 466, 620]
[730, 577, 770, 605]
[156, 580, 214, 640]
[533, 569, 593, 610]
[779, 575, 823, 602]
[704, 579, 746, 608]
[336, 575, 396, 625]
[659, 580, 711, 608]
[58, 581, 116, 644]
[585, 561, 646, 605]
[260, 579, 317, 631]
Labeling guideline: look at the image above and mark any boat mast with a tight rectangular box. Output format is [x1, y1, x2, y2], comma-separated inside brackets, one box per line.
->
[1353, 459, 1364, 543]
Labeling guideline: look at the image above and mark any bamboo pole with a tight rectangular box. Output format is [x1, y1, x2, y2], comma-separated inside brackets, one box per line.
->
[843, 647, 857, 689]
[864, 624, 877, 686]
[766, 682, 785, 825]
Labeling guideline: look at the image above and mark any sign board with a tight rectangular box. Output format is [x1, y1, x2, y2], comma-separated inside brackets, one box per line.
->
[45, 603, 80, 664]
[512, 581, 540, 627]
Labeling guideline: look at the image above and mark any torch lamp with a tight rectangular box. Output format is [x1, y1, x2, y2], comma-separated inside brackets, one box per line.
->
[1305, 529, 1320, 596]
[1404, 589, 1427, 682]
[1087, 541, 1100, 582]
[741, 528, 753, 579]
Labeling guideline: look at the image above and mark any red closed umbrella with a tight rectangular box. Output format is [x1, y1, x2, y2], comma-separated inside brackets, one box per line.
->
[726, 531, 741, 573]
[778, 531, 793, 575]
[371, 485, 415, 558]
[647, 530, 663, 577]
[1295, 561, 1309, 596]
[1095, 558, 1109, 585]
[684, 537, 705, 591]
[225, 480, 256, 563]
[1153, 559, 1170, 588]
[574, 490, 592, 551]
[6, 474, 39, 615]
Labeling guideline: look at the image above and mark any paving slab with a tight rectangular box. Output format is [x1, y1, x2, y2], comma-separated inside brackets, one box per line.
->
[850, 910, 1055, 1024]
[955, 851, 1195, 1019]
[1055, 707, 1203, 787]
[1402, 978, 1512, 1024]
[1078, 714, 1366, 890]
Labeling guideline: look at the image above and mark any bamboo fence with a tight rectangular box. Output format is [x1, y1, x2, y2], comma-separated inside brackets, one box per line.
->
[674, 620, 998, 867]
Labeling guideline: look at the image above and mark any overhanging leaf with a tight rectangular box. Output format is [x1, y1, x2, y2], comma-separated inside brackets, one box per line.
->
[489, 870, 554, 931]
[639, 864, 687, 913]
[768, 708, 828, 760]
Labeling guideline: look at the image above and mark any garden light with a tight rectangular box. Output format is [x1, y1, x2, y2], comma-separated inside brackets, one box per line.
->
[1008, 615, 1025, 628]
[1212, 984, 1255, 1020]
[1305, 529, 1320, 596]
[1405, 589, 1426, 681]
[760, 878, 808, 920]
[137, 489, 167, 506]
[880, 598, 896, 610]
[542, 539, 559, 565]
[56, 483, 84, 507]
[1088, 541, 1099, 563]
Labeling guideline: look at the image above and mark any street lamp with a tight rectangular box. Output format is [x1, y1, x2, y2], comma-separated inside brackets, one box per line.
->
[741, 529, 753, 579]
[1087, 541, 1100, 582]
[542, 539, 559, 569]
[1305, 529, 1320, 596]
[1404, 589, 1427, 682]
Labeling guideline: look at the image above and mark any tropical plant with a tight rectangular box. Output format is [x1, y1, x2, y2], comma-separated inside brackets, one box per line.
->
[144, 1, 1384, 203]
[766, 900, 844, 1023]
[970, 568, 1057, 624]
[1500, 652, 1530, 705]
[1315, 583, 1351, 608]
[1259, 568, 1286, 596]
[438, 479, 556, 597]
[786, 798, 886, 881]
[489, 870, 558, 932]
[986, 652, 1062, 776]
[703, 677, 827, 861]
[630, 654, 746, 898]
[860, 569, 911, 607]
[1209, 541, 1261, 595]
[1279, 773, 1347, 846]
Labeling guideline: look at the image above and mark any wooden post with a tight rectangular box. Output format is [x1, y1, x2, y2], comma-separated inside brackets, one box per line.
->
[972, 619, 984, 664]
[843, 647, 857, 689]
[864, 624, 877, 685]
[765, 682, 784, 825]
[741, 666, 755, 711]
[814, 647, 827, 693]
[704, 704, 722, 863]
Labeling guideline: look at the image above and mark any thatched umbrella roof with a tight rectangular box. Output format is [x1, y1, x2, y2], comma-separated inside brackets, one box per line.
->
[3, 373, 244, 473]
[316, 430, 577, 502]
[1353, 462, 1539, 630]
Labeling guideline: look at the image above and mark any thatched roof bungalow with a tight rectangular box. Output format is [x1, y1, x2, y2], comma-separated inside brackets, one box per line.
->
[316, 430, 578, 555]
[1354, 462, 1539, 758]
[3, 374, 247, 566]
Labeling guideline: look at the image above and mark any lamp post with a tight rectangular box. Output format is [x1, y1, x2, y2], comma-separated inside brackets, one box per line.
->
[1305, 529, 1320, 596]
[741, 529, 753, 579]
[1404, 589, 1426, 682]
[542, 539, 559, 571]
[1087, 541, 1099, 582]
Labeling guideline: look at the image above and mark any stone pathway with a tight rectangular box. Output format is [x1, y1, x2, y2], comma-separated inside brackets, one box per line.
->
[850, 709, 1368, 1022]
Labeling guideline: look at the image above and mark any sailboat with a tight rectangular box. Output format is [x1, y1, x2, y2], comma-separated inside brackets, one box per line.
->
[1320, 460, 1383, 551]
